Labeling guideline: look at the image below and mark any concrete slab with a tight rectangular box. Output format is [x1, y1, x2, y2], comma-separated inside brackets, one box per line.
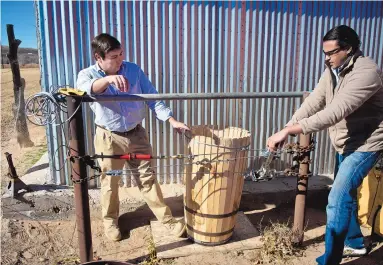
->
[21, 152, 51, 185]
[151, 212, 262, 259]
[280, 175, 334, 190]
[243, 175, 333, 195]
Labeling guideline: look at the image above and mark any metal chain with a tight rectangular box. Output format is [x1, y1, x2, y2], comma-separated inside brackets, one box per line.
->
[292, 156, 312, 164]
[70, 175, 99, 184]
[280, 139, 315, 180]
[284, 142, 315, 155]
[283, 169, 313, 179]
[68, 155, 102, 172]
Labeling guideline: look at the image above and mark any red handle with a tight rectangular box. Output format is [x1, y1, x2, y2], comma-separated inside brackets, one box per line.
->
[134, 154, 152, 160]
[119, 154, 131, 160]
[119, 154, 152, 160]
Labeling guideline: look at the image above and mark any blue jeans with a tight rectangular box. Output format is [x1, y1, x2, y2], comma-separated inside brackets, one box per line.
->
[316, 151, 382, 265]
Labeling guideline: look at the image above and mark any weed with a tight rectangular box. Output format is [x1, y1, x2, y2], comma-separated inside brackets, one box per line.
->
[140, 236, 159, 265]
[254, 220, 305, 265]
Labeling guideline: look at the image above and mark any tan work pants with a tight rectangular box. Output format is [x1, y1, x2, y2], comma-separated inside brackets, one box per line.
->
[94, 125, 173, 227]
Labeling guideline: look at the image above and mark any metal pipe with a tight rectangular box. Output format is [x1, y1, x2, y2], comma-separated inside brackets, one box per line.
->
[292, 92, 312, 245]
[74, 92, 306, 102]
[67, 96, 93, 262]
[92, 153, 186, 160]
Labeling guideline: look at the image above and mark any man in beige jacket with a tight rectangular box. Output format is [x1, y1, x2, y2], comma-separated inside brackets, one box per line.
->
[267, 25, 383, 265]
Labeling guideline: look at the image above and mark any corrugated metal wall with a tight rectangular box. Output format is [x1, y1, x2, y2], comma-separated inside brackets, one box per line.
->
[35, 1, 383, 186]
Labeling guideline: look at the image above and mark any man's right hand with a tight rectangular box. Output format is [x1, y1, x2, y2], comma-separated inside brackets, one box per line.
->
[106, 75, 129, 92]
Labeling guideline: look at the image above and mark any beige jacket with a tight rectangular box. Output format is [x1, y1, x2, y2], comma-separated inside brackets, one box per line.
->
[290, 51, 383, 154]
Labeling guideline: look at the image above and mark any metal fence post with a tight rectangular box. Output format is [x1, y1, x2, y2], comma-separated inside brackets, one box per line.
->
[67, 96, 93, 262]
[293, 92, 312, 245]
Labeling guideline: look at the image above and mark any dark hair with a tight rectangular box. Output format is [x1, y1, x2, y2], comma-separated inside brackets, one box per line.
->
[91, 33, 121, 59]
[323, 25, 361, 54]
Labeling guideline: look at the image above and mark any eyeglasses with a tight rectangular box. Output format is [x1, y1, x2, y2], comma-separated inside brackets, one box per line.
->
[323, 47, 342, 57]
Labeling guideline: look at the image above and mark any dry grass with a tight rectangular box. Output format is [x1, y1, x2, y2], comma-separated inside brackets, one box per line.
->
[2, 64, 40, 68]
[1, 68, 42, 143]
[254, 220, 305, 265]
[139, 221, 305, 265]
[1, 68, 46, 190]
[140, 236, 159, 265]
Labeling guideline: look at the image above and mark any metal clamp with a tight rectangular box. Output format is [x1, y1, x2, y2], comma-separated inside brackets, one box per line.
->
[244, 151, 278, 182]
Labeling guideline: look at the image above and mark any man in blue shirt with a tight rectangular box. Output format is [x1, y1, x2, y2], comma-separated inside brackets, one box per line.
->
[77, 33, 189, 241]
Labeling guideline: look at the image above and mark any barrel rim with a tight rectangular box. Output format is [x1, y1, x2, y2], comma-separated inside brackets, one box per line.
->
[187, 234, 232, 246]
[185, 125, 251, 149]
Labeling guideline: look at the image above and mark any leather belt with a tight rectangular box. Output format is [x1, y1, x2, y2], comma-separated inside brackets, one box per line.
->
[96, 124, 139, 136]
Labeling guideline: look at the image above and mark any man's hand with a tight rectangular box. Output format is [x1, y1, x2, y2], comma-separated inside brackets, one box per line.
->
[106, 75, 129, 92]
[267, 128, 289, 152]
[267, 124, 304, 151]
[168, 117, 190, 134]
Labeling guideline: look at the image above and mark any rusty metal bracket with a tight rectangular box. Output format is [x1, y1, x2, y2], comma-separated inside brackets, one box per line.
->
[5, 152, 31, 197]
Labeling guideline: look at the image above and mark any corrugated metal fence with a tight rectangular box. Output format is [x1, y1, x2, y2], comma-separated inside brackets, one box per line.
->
[35, 1, 383, 186]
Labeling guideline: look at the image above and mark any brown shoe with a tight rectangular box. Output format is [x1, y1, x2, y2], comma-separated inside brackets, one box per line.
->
[104, 224, 122, 241]
[163, 218, 186, 238]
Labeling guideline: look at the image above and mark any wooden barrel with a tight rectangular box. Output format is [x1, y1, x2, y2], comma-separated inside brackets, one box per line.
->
[184, 125, 251, 245]
[357, 164, 383, 237]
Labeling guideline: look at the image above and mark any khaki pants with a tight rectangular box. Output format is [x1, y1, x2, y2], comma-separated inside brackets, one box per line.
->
[94, 125, 173, 227]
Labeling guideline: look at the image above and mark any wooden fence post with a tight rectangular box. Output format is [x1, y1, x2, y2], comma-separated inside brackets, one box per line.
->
[6, 24, 34, 147]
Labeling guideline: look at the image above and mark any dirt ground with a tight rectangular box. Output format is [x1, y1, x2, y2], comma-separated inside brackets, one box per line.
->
[1, 192, 382, 265]
[1, 68, 47, 193]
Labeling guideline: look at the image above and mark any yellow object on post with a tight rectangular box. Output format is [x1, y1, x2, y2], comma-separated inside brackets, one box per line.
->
[58, 88, 86, 96]
[357, 165, 383, 237]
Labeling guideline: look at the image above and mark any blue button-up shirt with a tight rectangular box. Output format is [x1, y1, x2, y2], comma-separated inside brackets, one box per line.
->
[77, 61, 173, 132]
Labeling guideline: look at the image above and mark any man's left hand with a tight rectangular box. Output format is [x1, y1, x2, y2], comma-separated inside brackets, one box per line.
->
[168, 117, 190, 134]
